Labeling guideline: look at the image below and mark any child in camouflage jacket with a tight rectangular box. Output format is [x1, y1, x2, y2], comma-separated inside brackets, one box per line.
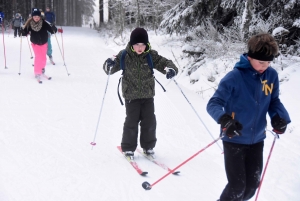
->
[103, 27, 178, 159]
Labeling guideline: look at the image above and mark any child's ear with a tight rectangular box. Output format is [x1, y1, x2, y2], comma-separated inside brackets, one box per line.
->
[145, 43, 151, 52]
[130, 46, 135, 52]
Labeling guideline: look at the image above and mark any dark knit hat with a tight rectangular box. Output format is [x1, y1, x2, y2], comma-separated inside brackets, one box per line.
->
[130, 28, 149, 46]
[32, 8, 41, 17]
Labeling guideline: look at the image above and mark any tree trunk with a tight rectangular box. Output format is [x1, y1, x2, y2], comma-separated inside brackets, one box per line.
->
[31, 0, 34, 12]
[243, 0, 253, 41]
[100, 0, 104, 25]
[73, 0, 76, 26]
[119, 1, 123, 35]
[63, 0, 67, 25]
[136, 0, 140, 27]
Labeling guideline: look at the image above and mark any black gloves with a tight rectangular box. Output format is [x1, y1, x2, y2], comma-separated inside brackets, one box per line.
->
[219, 114, 243, 138]
[20, 28, 26, 36]
[103, 58, 115, 74]
[166, 68, 176, 79]
[271, 114, 287, 134]
[106, 58, 115, 69]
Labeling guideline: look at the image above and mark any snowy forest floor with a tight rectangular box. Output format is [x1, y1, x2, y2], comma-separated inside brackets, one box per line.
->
[0, 27, 299, 201]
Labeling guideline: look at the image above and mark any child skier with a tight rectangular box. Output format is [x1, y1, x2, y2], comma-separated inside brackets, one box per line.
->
[207, 33, 291, 201]
[103, 27, 178, 160]
[41, 10, 56, 65]
[21, 8, 61, 82]
[0, 10, 4, 27]
[12, 13, 22, 38]
[47, 30, 55, 65]
[44, 7, 55, 25]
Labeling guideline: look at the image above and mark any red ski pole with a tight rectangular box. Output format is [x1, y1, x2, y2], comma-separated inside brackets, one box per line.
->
[2, 22, 8, 69]
[60, 26, 65, 62]
[255, 130, 279, 201]
[142, 136, 223, 190]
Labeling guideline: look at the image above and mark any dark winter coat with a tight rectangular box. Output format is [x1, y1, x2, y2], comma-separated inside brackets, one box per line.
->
[104, 43, 178, 100]
[12, 17, 22, 27]
[207, 54, 291, 145]
[44, 11, 55, 24]
[22, 20, 55, 45]
[0, 12, 4, 23]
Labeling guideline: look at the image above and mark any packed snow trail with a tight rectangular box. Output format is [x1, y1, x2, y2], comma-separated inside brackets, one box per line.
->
[0, 27, 299, 201]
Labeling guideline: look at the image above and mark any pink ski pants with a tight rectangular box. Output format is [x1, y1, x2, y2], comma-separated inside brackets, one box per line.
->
[31, 43, 48, 75]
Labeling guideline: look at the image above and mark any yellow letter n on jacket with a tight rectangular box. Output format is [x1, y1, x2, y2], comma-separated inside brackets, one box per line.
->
[261, 80, 273, 96]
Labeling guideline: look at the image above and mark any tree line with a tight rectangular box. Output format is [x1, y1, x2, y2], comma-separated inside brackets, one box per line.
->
[0, 0, 95, 26]
[98, 0, 182, 35]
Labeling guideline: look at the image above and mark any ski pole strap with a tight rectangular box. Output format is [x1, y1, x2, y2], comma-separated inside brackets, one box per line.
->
[154, 77, 166, 92]
[120, 50, 127, 75]
[146, 53, 154, 75]
[118, 76, 164, 106]
[117, 77, 124, 105]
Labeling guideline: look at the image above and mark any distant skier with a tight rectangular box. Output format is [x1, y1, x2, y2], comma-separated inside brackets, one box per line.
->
[207, 33, 291, 201]
[12, 13, 22, 38]
[44, 6, 57, 65]
[0, 10, 4, 28]
[41, 8, 56, 65]
[44, 6, 55, 25]
[103, 27, 178, 160]
[21, 8, 61, 82]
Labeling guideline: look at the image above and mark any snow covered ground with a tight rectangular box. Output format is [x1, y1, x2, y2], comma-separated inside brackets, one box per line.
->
[0, 27, 299, 201]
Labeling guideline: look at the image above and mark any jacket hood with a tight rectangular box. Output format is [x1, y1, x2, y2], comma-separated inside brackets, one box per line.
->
[234, 54, 252, 69]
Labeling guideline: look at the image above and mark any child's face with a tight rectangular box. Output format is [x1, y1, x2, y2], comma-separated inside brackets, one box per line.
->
[33, 16, 41, 22]
[132, 43, 146, 55]
[248, 57, 271, 74]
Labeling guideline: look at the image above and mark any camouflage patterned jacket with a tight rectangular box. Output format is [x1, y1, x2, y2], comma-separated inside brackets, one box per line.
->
[103, 43, 178, 100]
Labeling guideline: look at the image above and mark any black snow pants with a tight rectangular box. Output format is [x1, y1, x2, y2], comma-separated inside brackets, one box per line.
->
[121, 98, 157, 152]
[219, 141, 264, 201]
[14, 26, 21, 37]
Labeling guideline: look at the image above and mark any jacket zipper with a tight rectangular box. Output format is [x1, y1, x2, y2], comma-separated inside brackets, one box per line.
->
[251, 74, 261, 144]
[138, 60, 141, 98]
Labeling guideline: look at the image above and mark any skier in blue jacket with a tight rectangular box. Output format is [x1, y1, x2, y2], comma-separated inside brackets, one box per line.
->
[207, 33, 291, 201]
[44, 7, 55, 25]
[0, 10, 4, 25]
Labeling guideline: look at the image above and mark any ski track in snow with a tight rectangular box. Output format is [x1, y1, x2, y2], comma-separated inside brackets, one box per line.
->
[0, 27, 299, 201]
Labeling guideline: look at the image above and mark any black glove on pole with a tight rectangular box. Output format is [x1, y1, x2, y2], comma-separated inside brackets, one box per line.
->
[104, 58, 115, 74]
[219, 114, 243, 138]
[165, 68, 176, 79]
[271, 114, 287, 134]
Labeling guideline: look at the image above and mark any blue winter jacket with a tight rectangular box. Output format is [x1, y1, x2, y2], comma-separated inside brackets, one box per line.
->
[44, 11, 55, 24]
[207, 54, 291, 145]
[0, 12, 4, 23]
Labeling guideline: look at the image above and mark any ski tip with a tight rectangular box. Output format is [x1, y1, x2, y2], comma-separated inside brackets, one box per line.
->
[142, 181, 152, 190]
[140, 172, 148, 176]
